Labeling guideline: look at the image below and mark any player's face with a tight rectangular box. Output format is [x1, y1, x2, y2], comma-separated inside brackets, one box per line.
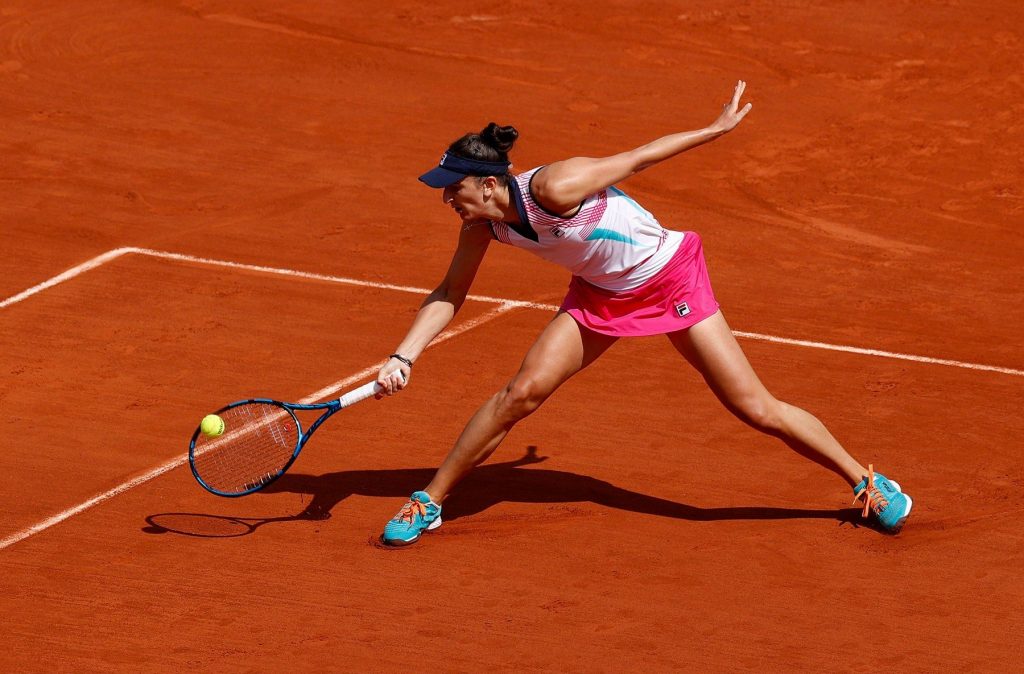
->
[442, 177, 489, 224]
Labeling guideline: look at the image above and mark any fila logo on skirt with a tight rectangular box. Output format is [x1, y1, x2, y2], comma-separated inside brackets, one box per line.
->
[675, 302, 691, 318]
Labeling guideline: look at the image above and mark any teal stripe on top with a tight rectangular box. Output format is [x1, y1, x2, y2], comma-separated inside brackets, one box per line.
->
[583, 186, 642, 245]
[584, 228, 639, 245]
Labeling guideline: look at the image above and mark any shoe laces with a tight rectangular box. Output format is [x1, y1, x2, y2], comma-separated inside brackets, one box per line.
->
[852, 464, 889, 518]
[395, 499, 428, 525]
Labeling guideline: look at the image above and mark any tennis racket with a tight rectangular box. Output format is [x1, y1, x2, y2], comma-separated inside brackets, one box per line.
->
[188, 377, 393, 497]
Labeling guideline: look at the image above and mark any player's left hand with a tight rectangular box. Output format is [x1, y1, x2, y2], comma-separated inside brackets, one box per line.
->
[710, 80, 752, 134]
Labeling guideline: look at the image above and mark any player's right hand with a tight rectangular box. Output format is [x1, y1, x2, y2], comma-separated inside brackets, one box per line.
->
[375, 359, 410, 398]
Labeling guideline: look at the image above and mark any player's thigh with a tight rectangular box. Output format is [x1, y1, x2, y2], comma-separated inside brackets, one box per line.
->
[666, 310, 771, 406]
[515, 311, 617, 392]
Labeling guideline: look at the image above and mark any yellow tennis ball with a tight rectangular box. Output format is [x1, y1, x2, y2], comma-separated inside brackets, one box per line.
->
[200, 414, 225, 438]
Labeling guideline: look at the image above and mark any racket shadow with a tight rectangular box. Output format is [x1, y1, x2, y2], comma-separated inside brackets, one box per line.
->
[142, 512, 311, 538]
[260, 445, 863, 528]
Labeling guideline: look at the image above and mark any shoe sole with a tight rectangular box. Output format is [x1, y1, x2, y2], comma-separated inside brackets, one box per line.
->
[381, 516, 443, 547]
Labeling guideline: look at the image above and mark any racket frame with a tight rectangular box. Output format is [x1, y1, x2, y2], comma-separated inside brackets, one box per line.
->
[188, 378, 384, 497]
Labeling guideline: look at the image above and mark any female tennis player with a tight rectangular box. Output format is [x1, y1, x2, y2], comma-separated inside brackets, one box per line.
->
[375, 81, 912, 545]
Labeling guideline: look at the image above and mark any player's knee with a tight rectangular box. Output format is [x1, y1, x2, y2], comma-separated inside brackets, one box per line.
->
[498, 376, 549, 421]
[735, 396, 784, 434]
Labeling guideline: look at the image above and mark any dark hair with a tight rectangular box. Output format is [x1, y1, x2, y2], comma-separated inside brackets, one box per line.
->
[448, 122, 519, 185]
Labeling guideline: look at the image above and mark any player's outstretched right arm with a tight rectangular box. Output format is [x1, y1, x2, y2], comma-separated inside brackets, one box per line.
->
[376, 223, 492, 395]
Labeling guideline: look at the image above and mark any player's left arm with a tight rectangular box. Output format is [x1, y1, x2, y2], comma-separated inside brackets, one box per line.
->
[532, 80, 752, 213]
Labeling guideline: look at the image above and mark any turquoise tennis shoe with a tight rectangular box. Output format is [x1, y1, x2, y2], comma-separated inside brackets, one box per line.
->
[382, 491, 442, 546]
[852, 465, 912, 532]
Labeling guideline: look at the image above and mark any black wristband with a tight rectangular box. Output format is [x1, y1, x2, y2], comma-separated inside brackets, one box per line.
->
[389, 353, 413, 368]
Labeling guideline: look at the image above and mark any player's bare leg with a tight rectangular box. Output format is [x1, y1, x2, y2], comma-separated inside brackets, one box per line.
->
[423, 311, 618, 502]
[666, 310, 867, 485]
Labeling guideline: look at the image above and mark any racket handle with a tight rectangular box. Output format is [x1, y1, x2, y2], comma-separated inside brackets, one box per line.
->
[337, 371, 406, 408]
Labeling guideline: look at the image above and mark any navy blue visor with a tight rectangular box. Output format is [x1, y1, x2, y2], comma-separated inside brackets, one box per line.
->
[418, 152, 511, 188]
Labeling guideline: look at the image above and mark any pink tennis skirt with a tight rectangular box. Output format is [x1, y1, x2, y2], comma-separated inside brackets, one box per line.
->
[561, 231, 720, 337]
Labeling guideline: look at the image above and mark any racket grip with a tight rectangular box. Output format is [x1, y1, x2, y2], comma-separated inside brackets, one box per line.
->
[337, 371, 406, 408]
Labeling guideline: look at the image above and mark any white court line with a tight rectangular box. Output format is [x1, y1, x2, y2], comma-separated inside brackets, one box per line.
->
[126, 249, 1024, 377]
[0, 301, 520, 551]
[131, 247, 553, 310]
[297, 302, 516, 404]
[731, 332, 1024, 377]
[0, 248, 133, 309]
[3, 246, 1022, 378]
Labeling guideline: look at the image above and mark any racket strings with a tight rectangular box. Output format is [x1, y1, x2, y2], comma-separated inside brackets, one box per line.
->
[191, 403, 300, 495]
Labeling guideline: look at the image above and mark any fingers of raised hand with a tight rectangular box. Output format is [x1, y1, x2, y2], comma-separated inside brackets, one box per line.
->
[730, 80, 747, 107]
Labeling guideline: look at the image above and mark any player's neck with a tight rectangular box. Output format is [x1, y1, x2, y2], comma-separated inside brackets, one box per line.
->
[495, 184, 520, 225]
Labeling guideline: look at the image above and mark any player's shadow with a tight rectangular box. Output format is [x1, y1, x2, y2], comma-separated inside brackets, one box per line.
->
[257, 445, 862, 528]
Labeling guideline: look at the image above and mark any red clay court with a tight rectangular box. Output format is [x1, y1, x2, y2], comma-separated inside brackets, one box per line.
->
[2, 1, 1022, 671]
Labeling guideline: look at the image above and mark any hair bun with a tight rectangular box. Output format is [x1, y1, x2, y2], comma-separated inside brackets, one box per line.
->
[481, 122, 519, 154]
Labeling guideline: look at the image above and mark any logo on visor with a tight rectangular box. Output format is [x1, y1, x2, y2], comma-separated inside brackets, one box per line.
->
[439, 152, 449, 165]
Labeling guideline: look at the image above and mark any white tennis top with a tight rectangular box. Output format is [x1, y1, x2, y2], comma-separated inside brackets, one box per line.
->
[489, 167, 684, 291]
